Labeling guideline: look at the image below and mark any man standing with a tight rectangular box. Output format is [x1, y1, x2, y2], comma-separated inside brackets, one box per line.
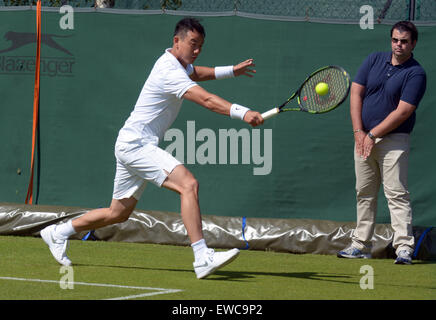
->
[40, 18, 264, 279]
[338, 21, 426, 264]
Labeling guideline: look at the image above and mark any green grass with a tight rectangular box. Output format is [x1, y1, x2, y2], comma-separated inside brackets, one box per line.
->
[0, 235, 435, 300]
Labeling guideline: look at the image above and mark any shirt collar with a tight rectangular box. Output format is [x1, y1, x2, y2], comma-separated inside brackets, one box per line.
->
[387, 51, 415, 68]
[165, 48, 190, 71]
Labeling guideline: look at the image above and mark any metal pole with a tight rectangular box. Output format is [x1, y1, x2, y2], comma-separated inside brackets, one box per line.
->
[409, 0, 416, 21]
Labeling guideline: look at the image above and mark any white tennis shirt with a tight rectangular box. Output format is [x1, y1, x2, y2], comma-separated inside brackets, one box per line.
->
[117, 48, 198, 145]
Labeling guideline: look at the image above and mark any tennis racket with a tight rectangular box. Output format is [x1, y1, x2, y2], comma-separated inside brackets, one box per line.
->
[261, 65, 351, 120]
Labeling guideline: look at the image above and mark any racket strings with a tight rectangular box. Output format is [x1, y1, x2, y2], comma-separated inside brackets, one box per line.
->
[300, 67, 350, 113]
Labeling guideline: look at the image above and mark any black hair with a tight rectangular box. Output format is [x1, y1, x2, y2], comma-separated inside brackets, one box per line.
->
[391, 21, 418, 42]
[174, 17, 205, 39]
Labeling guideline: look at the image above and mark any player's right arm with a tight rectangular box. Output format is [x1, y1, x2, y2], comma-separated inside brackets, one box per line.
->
[183, 85, 263, 127]
[350, 82, 366, 157]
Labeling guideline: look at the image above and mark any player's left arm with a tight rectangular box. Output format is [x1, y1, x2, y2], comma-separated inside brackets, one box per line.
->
[190, 59, 256, 82]
[189, 66, 215, 81]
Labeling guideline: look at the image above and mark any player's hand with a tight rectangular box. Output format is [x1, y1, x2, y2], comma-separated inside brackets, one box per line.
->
[233, 59, 256, 78]
[244, 110, 264, 127]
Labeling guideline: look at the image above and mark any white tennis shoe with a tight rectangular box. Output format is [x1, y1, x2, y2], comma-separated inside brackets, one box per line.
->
[193, 248, 240, 279]
[40, 224, 72, 266]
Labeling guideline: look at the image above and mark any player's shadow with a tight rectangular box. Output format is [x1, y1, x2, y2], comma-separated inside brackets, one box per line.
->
[204, 270, 353, 284]
[73, 262, 353, 284]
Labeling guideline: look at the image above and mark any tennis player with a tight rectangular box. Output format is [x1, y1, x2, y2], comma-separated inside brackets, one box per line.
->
[41, 17, 263, 279]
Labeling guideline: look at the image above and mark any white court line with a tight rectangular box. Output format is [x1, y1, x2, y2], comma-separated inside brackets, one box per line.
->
[0, 276, 182, 300]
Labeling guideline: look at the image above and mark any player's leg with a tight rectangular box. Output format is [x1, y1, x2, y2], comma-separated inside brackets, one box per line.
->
[72, 197, 138, 232]
[40, 142, 144, 266]
[115, 142, 238, 278]
[161, 164, 203, 243]
[162, 164, 239, 279]
[40, 197, 138, 266]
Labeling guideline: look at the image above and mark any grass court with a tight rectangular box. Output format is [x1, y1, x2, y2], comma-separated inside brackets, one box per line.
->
[0, 235, 434, 300]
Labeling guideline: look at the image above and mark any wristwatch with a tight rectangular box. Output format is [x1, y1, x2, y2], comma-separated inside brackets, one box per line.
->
[368, 131, 376, 141]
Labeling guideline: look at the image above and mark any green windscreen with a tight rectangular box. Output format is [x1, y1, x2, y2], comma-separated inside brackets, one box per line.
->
[0, 9, 435, 226]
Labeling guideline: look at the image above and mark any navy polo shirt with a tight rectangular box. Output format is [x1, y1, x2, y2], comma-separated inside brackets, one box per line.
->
[354, 51, 426, 134]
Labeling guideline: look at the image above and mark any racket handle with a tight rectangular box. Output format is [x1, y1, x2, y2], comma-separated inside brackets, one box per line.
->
[261, 108, 279, 120]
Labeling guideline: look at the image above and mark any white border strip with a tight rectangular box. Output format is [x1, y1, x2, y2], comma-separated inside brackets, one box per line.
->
[0, 5, 434, 26]
[0, 276, 182, 300]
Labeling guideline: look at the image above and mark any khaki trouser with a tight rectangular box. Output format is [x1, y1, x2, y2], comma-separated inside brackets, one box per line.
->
[352, 133, 415, 255]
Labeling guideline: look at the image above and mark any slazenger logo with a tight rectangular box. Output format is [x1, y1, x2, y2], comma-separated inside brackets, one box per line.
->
[0, 31, 75, 77]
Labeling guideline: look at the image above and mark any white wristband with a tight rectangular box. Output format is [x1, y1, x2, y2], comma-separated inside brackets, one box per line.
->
[230, 104, 250, 120]
[215, 66, 234, 80]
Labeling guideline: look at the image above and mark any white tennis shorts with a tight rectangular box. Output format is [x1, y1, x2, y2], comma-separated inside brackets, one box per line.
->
[112, 141, 181, 200]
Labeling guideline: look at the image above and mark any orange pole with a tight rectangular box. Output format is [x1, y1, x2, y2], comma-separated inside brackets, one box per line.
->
[25, 0, 41, 205]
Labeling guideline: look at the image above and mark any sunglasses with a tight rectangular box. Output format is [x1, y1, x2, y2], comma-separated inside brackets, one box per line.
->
[391, 37, 409, 44]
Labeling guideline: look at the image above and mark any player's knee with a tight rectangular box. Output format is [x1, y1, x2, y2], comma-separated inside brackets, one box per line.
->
[110, 206, 133, 224]
[116, 212, 130, 223]
[182, 176, 199, 195]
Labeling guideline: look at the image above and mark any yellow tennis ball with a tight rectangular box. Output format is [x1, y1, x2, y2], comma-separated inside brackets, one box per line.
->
[315, 82, 329, 96]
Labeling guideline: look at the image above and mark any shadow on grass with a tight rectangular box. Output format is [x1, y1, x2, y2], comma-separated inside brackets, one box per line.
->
[73, 262, 355, 285]
[206, 270, 354, 284]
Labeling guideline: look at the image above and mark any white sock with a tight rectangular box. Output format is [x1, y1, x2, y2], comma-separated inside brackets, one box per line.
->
[55, 220, 76, 240]
[191, 238, 208, 262]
